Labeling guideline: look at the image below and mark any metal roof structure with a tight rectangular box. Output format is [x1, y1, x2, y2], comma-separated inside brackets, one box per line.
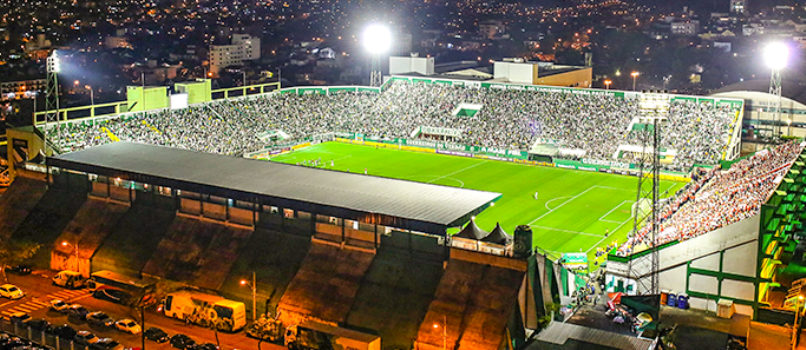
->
[48, 142, 501, 234]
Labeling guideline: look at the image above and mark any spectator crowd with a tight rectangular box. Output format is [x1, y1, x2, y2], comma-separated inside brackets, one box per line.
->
[617, 141, 804, 256]
[47, 80, 739, 172]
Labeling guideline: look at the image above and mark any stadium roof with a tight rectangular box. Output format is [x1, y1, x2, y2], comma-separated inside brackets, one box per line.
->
[48, 142, 502, 234]
[711, 79, 806, 106]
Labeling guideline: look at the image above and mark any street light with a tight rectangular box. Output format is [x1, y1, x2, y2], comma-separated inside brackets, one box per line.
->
[432, 315, 447, 350]
[794, 295, 804, 350]
[363, 23, 392, 87]
[85, 85, 94, 106]
[240, 272, 257, 321]
[631, 71, 639, 91]
[765, 42, 789, 137]
[74, 80, 79, 86]
[604, 79, 612, 90]
[61, 241, 79, 272]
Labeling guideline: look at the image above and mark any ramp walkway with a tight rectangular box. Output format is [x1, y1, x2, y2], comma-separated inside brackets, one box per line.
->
[92, 205, 175, 277]
[416, 255, 526, 350]
[0, 175, 47, 240]
[11, 187, 87, 267]
[220, 229, 312, 318]
[53, 198, 128, 274]
[277, 241, 375, 325]
[142, 215, 252, 290]
[346, 244, 444, 350]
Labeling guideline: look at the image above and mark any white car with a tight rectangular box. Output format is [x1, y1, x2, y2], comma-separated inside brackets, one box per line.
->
[114, 319, 142, 335]
[49, 299, 70, 313]
[0, 284, 24, 299]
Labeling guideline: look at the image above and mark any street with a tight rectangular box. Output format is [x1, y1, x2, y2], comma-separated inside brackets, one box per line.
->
[0, 270, 285, 350]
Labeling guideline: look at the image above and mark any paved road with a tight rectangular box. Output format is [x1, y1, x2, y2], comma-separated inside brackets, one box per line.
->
[0, 271, 284, 350]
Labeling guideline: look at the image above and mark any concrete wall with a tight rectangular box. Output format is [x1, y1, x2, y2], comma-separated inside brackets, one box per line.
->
[535, 67, 593, 88]
[606, 215, 759, 316]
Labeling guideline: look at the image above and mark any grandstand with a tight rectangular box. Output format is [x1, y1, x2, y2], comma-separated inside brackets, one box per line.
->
[41, 77, 744, 174]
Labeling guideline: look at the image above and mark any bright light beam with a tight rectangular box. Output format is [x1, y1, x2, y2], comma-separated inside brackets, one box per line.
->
[764, 42, 789, 70]
[363, 24, 392, 54]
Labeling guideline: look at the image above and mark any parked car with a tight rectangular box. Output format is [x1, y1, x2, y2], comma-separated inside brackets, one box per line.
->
[49, 299, 70, 313]
[52, 271, 86, 289]
[0, 285, 24, 299]
[169, 334, 196, 350]
[113, 319, 141, 335]
[196, 343, 219, 350]
[8, 313, 30, 327]
[74, 331, 100, 346]
[21, 318, 50, 332]
[88, 338, 123, 350]
[67, 305, 90, 320]
[143, 327, 169, 343]
[86, 312, 115, 327]
[6, 266, 31, 275]
[0, 336, 29, 350]
[47, 324, 77, 340]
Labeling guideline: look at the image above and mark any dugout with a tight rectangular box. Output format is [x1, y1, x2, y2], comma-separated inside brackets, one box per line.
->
[46, 142, 502, 249]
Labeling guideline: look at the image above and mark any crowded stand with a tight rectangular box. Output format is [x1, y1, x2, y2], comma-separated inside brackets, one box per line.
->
[616, 141, 804, 256]
[46, 80, 739, 171]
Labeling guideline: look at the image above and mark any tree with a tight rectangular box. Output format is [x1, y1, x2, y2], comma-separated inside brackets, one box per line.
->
[0, 240, 41, 283]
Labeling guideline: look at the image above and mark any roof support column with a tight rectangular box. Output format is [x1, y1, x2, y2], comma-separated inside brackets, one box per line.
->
[342, 219, 346, 243]
[374, 224, 379, 249]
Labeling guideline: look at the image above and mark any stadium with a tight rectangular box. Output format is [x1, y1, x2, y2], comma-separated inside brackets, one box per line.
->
[2, 72, 803, 348]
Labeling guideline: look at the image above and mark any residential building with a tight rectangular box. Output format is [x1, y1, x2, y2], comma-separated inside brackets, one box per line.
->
[209, 34, 261, 74]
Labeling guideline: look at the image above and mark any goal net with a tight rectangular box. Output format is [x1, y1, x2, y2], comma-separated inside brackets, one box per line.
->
[631, 198, 652, 221]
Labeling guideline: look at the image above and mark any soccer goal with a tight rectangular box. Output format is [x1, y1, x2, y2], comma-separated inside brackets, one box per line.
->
[631, 198, 652, 221]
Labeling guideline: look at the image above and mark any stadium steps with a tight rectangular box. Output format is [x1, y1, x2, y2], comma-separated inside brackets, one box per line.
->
[218, 228, 312, 318]
[0, 174, 48, 240]
[141, 215, 253, 291]
[52, 198, 128, 273]
[415, 260, 486, 350]
[415, 258, 526, 350]
[276, 241, 375, 325]
[345, 243, 445, 350]
[11, 187, 87, 269]
[91, 205, 176, 278]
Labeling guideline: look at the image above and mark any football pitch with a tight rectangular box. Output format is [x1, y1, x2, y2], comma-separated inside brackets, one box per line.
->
[270, 142, 684, 265]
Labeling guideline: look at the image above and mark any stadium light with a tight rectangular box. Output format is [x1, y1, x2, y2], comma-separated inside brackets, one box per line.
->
[363, 23, 392, 87]
[362, 24, 392, 54]
[764, 42, 789, 70]
[765, 42, 789, 137]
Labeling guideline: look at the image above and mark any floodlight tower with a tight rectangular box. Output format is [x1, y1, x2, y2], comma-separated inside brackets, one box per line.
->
[45, 50, 62, 153]
[765, 42, 788, 138]
[627, 91, 670, 296]
[363, 24, 392, 87]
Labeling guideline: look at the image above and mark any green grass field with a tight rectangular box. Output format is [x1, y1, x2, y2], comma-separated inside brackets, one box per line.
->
[270, 142, 684, 266]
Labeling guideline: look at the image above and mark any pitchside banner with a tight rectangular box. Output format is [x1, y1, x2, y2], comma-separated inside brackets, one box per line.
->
[561, 253, 588, 270]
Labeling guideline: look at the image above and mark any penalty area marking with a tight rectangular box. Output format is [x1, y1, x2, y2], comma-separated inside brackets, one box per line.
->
[426, 161, 487, 185]
[598, 200, 634, 224]
[544, 197, 571, 211]
[529, 225, 602, 237]
[527, 185, 599, 225]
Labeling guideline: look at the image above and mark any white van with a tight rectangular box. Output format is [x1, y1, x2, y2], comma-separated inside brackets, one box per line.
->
[52, 271, 86, 289]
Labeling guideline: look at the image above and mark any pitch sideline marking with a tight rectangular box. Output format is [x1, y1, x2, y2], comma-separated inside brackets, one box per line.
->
[585, 216, 633, 254]
[426, 161, 487, 184]
[527, 185, 598, 225]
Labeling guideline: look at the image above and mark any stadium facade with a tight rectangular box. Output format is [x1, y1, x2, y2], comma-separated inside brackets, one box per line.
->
[11, 73, 806, 341]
